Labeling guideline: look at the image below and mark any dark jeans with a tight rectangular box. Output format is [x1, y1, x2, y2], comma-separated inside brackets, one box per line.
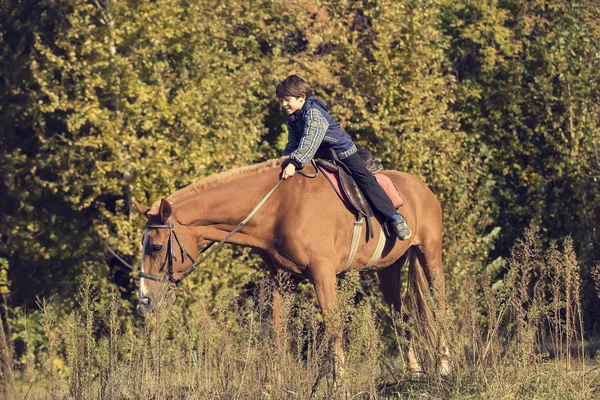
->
[340, 153, 397, 220]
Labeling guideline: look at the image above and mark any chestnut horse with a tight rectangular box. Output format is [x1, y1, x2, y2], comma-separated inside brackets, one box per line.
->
[132, 157, 450, 376]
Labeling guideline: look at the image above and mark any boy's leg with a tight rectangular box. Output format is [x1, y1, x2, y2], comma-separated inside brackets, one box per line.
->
[341, 153, 396, 218]
[341, 153, 411, 240]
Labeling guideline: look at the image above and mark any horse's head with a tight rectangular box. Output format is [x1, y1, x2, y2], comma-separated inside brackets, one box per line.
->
[132, 198, 198, 315]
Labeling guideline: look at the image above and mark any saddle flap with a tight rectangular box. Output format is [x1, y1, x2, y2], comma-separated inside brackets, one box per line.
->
[337, 168, 373, 218]
[315, 147, 405, 240]
[317, 160, 375, 239]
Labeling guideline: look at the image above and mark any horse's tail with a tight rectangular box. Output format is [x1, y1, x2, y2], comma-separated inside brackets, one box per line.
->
[406, 247, 437, 351]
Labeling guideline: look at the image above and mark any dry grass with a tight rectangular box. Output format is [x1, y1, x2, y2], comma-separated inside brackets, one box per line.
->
[4, 226, 600, 399]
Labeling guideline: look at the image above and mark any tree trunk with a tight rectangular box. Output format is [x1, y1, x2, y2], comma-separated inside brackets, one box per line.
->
[0, 313, 14, 396]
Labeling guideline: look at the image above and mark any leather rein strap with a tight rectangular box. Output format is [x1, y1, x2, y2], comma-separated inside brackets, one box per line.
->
[139, 160, 319, 295]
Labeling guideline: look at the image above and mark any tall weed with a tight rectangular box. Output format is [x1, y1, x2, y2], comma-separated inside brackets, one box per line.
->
[8, 226, 600, 399]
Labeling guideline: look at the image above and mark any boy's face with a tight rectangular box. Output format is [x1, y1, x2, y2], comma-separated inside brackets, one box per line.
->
[280, 95, 305, 115]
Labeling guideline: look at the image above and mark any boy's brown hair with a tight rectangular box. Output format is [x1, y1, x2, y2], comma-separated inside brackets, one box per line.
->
[276, 75, 313, 99]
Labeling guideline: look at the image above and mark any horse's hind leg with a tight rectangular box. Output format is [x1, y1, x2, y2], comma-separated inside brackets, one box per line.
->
[413, 238, 451, 375]
[377, 255, 422, 376]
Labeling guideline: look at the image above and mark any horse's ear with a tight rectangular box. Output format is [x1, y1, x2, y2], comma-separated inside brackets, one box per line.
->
[158, 199, 172, 223]
[132, 198, 150, 217]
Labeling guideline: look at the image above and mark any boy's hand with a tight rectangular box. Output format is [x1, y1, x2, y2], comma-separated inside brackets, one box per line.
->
[282, 164, 296, 180]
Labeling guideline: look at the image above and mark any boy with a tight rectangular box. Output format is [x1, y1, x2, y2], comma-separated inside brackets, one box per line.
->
[276, 75, 411, 240]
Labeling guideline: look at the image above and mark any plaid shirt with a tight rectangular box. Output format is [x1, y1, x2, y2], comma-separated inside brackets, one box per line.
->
[284, 102, 357, 169]
[284, 108, 329, 169]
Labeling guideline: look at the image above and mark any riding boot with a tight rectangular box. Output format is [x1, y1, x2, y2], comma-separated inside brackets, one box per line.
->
[390, 213, 412, 240]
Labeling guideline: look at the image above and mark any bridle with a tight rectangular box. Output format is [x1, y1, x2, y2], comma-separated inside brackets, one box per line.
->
[139, 216, 212, 297]
[138, 162, 319, 297]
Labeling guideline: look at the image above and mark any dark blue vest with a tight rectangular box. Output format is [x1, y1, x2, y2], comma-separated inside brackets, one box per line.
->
[288, 97, 356, 159]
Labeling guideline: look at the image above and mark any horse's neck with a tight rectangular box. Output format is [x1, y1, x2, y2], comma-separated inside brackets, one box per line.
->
[174, 171, 279, 249]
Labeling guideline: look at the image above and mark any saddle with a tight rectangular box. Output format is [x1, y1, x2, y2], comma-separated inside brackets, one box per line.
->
[316, 149, 401, 240]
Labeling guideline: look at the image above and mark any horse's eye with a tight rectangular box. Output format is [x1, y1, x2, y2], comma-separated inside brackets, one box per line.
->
[151, 244, 164, 253]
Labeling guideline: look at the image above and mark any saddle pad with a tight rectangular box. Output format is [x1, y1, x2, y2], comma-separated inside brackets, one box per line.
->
[321, 169, 403, 209]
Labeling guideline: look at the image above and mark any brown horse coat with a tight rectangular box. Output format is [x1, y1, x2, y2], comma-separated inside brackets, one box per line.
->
[133, 158, 448, 374]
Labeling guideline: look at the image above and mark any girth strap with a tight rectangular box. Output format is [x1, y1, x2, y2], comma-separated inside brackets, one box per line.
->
[341, 218, 389, 272]
[365, 225, 387, 269]
[343, 216, 364, 271]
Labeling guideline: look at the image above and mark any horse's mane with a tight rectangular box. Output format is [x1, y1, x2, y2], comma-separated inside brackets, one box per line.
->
[149, 157, 286, 215]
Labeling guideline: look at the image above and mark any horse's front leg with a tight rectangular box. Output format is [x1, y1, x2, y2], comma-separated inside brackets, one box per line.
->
[311, 263, 345, 383]
[272, 284, 284, 345]
[270, 271, 292, 352]
[258, 251, 288, 349]
[258, 253, 289, 390]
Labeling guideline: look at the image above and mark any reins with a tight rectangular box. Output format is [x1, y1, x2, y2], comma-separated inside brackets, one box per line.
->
[139, 160, 319, 296]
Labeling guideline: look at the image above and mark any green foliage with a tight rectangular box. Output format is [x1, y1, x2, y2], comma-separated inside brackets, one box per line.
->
[441, 0, 600, 253]
[0, 0, 278, 308]
[9, 308, 44, 378]
[0, 0, 493, 314]
[1, 0, 599, 356]
[440, 0, 600, 323]
[0, 258, 9, 297]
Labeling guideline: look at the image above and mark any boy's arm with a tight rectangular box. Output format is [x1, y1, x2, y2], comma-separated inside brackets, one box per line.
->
[288, 109, 329, 169]
[282, 122, 297, 156]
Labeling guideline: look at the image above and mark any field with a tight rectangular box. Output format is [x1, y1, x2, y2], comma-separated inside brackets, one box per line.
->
[3, 227, 600, 399]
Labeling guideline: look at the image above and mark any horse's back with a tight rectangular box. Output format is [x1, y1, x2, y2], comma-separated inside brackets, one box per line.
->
[381, 170, 441, 211]
[286, 167, 442, 233]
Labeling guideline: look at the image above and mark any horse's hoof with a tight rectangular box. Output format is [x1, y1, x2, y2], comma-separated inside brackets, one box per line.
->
[409, 367, 425, 381]
[439, 355, 452, 377]
[410, 371, 426, 381]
